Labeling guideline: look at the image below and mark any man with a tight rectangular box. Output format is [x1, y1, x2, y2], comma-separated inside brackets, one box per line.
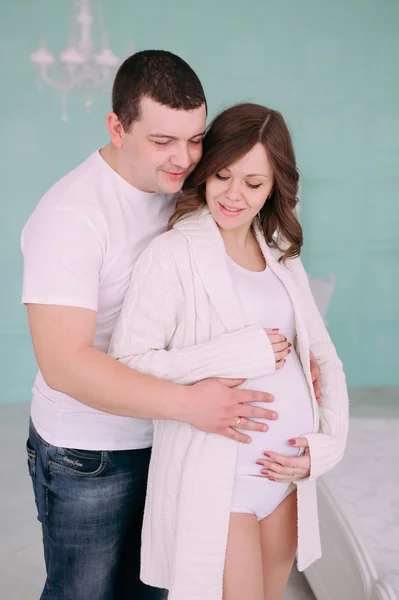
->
[23, 50, 312, 600]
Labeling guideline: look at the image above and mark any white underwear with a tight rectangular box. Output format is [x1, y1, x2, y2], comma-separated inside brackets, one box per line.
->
[230, 476, 296, 520]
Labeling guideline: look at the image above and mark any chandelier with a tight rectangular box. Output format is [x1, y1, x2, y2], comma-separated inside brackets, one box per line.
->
[30, 0, 128, 122]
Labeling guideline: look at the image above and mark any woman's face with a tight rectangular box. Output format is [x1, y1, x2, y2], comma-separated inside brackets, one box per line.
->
[205, 143, 274, 233]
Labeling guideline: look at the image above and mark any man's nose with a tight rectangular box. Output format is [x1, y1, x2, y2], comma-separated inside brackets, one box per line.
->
[171, 143, 192, 170]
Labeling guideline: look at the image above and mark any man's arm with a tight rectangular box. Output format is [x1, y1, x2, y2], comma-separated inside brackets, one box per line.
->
[22, 205, 277, 443]
[27, 303, 277, 443]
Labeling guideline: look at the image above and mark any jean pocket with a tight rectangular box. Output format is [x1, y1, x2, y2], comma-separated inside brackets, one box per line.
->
[48, 447, 107, 477]
[26, 440, 37, 483]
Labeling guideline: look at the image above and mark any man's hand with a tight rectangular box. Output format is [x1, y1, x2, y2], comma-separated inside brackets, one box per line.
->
[310, 351, 321, 405]
[184, 378, 277, 444]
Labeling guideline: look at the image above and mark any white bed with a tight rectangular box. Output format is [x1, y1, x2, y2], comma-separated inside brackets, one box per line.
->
[304, 417, 399, 600]
[306, 279, 398, 600]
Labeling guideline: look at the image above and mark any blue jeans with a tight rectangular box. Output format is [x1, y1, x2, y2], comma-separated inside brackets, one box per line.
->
[26, 420, 166, 600]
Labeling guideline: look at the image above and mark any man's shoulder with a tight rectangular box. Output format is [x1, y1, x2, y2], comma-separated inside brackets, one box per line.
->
[38, 151, 105, 210]
[22, 152, 110, 238]
[21, 170, 109, 253]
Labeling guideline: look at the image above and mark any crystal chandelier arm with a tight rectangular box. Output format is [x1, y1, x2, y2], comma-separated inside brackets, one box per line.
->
[37, 68, 82, 93]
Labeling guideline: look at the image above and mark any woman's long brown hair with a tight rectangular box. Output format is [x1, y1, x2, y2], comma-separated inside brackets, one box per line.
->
[168, 102, 303, 262]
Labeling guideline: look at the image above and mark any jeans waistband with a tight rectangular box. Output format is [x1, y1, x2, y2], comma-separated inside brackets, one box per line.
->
[29, 417, 50, 447]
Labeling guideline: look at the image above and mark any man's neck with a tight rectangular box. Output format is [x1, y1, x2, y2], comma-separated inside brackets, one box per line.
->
[99, 144, 121, 178]
[99, 144, 152, 193]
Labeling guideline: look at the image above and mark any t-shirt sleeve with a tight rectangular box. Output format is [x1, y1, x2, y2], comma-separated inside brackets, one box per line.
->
[21, 206, 106, 311]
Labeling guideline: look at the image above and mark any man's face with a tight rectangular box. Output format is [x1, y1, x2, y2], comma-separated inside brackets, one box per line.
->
[120, 97, 206, 194]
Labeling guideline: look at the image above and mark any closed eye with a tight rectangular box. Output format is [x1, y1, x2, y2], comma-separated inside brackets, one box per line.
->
[247, 183, 262, 189]
[215, 173, 229, 181]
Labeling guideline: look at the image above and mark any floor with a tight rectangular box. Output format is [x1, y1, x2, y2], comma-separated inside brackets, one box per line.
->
[1, 388, 397, 599]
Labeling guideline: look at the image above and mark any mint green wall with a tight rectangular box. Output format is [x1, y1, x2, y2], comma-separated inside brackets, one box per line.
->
[1, 0, 398, 403]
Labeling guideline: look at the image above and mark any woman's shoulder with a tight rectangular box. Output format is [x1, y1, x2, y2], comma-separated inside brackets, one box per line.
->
[148, 209, 206, 257]
[137, 228, 192, 281]
[148, 227, 190, 257]
[265, 232, 305, 277]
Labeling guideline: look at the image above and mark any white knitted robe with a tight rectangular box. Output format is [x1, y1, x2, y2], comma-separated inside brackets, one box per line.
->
[109, 208, 349, 600]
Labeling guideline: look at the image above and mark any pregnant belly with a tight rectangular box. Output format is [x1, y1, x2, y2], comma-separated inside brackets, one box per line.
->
[235, 352, 315, 476]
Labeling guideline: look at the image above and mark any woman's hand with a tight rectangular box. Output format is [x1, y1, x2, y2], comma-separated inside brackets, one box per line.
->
[256, 437, 311, 482]
[265, 328, 291, 370]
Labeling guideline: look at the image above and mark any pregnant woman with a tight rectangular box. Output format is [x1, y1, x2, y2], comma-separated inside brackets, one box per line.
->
[110, 102, 349, 600]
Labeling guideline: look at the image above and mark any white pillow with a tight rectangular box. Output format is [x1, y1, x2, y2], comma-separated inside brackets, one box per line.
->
[308, 275, 336, 320]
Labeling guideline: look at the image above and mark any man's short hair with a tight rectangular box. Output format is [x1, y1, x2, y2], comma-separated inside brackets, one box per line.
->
[112, 50, 207, 131]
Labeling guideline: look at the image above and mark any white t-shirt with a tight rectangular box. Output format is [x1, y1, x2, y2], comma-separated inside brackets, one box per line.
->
[21, 150, 176, 450]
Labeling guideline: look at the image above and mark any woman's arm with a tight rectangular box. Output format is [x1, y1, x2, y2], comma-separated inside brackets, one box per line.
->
[109, 240, 277, 385]
[293, 257, 349, 479]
